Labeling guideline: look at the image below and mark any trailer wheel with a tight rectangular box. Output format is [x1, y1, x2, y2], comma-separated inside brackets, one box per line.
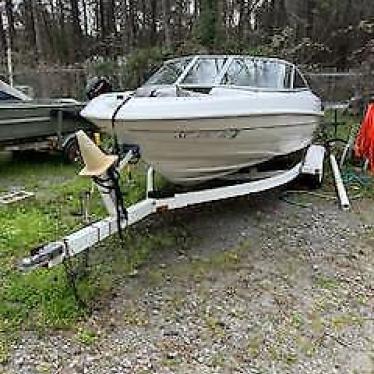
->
[63, 136, 81, 163]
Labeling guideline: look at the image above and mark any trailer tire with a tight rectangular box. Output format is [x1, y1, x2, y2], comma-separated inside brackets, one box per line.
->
[63, 136, 81, 163]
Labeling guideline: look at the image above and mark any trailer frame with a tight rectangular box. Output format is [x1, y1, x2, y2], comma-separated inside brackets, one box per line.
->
[19, 145, 326, 272]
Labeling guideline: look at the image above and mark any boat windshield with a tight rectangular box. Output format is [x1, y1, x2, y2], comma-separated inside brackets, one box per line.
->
[143, 56, 307, 90]
[182, 57, 227, 84]
[222, 59, 294, 89]
[145, 58, 193, 86]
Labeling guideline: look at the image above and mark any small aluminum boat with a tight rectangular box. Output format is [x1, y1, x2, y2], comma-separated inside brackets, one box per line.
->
[0, 80, 86, 146]
[81, 55, 323, 184]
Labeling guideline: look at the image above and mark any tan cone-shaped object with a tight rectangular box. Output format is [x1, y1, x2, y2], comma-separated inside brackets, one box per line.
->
[76, 130, 118, 177]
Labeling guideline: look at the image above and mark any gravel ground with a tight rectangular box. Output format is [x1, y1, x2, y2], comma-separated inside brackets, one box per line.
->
[2, 192, 373, 374]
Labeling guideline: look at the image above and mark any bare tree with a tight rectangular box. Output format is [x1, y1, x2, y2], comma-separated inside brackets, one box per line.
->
[0, 9, 7, 55]
[0, 0, 372, 68]
[162, 0, 172, 48]
[4, 0, 14, 43]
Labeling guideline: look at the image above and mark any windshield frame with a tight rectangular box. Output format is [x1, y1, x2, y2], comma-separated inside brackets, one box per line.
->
[143, 55, 309, 92]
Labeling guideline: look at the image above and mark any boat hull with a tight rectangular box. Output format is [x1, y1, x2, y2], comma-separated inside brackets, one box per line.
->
[81, 88, 322, 184]
[94, 113, 320, 184]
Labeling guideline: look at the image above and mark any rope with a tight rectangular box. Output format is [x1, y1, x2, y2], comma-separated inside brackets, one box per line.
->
[342, 170, 371, 187]
[93, 167, 127, 240]
[279, 193, 312, 208]
[280, 188, 363, 208]
[111, 95, 133, 157]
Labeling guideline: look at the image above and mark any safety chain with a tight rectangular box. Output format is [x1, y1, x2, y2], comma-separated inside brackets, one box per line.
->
[62, 245, 89, 310]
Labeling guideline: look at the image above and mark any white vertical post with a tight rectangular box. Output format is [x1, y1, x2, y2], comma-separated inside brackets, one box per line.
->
[147, 167, 155, 196]
[340, 125, 359, 169]
[6, 37, 13, 87]
[330, 154, 350, 211]
[1, 8, 14, 87]
[363, 159, 369, 172]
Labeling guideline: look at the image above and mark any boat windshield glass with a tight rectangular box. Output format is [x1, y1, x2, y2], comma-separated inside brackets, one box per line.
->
[222, 59, 296, 89]
[145, 58, 192, 86]
[182, 58, 227, 84]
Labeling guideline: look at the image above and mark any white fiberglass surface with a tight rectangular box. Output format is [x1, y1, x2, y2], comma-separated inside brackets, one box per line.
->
[143, 56, 308, 90]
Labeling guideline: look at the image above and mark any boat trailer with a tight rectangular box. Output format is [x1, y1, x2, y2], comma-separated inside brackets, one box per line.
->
[19, 132, 326, 272]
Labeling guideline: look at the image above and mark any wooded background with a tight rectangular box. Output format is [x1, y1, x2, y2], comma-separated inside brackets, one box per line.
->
[1, 0, 373, 66]
[0, 1, 373, 97]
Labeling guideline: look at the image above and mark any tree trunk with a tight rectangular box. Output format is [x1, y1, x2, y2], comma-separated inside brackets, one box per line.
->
[176, 0, 184, 43]
[70, 0, 82, 59]
[70, 0, 81, 36]
[193, 0, 199, 19]
[31, 0, 43, 61]
[4, 0, 15, 45]
[23, 0, 37, 51]
[215, 0, 224, 46]
[162, 0, 172, 48]
[150, 0, 158, 45]
[128, 0, 138, 49]
[305, 0, 316, 38]
[99, 0, 105, 39]
[0, 10, 7, 55]
[237, 0, 247, 40]
[107, 0, 117, 36]
[81, 0, 89, 36]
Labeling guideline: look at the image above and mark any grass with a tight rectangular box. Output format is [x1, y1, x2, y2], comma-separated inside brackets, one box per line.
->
[1, 154, 94, 335]
[0, 338, 9, 365]
[0, 151, 186, 351]
[314, 275, 341, 291]
[75, 327, 98, 346]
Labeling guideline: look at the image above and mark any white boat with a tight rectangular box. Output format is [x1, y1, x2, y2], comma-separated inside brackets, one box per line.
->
[81, 55, 323, 184]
